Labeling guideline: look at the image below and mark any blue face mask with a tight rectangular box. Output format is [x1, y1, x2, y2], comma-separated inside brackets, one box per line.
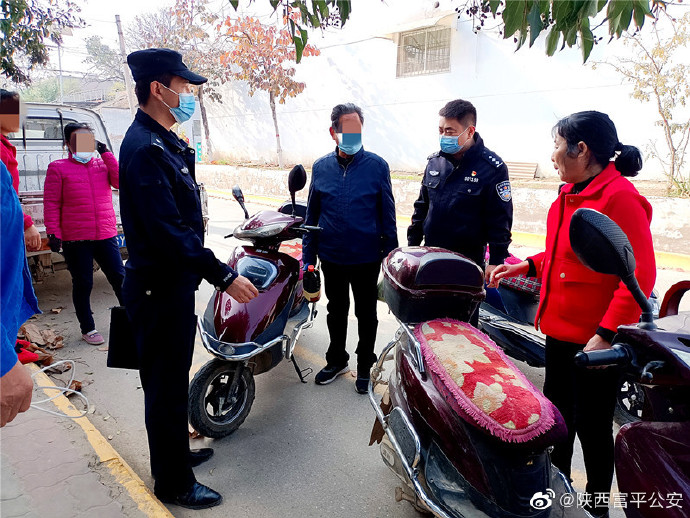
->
[161, 84, 196, 124]
[73, 152, 93, 164]
[337, 132, 363, 155]
[440, 127, 471, 155]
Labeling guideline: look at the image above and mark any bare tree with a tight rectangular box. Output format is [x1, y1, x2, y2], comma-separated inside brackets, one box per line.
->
[600, 10, 690, 196]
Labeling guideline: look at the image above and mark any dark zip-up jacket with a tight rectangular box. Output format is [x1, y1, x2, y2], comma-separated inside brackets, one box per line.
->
[407, 133, 513, 267]
[303, 146, 398, 266]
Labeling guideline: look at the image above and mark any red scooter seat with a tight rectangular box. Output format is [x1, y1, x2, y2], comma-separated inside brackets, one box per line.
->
[414, 318, 565, 445]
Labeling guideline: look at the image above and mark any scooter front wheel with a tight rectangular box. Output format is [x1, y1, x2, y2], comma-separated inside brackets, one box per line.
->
[188, 360, 255, 439]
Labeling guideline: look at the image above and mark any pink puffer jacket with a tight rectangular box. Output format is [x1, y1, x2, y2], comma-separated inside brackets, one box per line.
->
[43, 152, 119, 241]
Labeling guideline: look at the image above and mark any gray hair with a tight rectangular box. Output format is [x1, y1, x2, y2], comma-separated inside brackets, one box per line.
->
[330, 103, 364, 131]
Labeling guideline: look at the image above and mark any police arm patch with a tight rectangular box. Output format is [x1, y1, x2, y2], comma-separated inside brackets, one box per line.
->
[496, 180, 512, 202]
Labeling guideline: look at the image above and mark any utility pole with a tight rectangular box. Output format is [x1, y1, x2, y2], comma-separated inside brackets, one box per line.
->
[115, 15, 136, 117]
[57, 40, 64, 104]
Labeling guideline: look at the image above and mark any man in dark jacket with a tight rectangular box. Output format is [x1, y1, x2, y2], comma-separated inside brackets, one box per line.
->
[303, 103, 398, 394]
[119, 48, 258, 509]
[408, 99, 513, 325]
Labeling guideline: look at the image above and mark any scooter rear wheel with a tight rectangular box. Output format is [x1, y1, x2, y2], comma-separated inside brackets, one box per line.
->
[188, 360, 256, 439]
[614, 376, 644, 425]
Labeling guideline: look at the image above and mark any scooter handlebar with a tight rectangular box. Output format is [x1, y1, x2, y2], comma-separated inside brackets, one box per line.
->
[293, 225, 322, 233]
[574, 344, 631, 368]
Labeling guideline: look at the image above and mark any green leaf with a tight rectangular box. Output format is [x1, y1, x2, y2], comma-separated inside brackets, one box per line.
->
[564, 24, 578, 46]
[314, 0, 329, 19]
[552, 0, 573, 25]
[488, 0, 502, 15]
[545, 25, 560, 56]
[618, 2, 634, 37]
[527, 2, 543, 47]
[337, 0, 350, 26]
[632, 0, 649, 28]
[230, 0, 240, 10]
[580, 23, 594, 62]
[502, 0, 526, 38]
[294, 32, 305, 63]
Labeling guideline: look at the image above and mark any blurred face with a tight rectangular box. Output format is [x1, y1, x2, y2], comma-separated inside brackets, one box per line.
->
[552, 133, 594, 184]
[439, 116, 474, 148]
[0, 95, 21, 135]
[68, 129, 95, 154]
[330, 112, 362, 144]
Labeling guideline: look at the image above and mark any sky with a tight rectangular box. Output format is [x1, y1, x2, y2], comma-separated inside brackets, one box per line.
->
[46, 0, 283, 77]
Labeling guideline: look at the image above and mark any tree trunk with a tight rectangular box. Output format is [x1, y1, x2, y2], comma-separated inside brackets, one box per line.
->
[198, 85, 213, 161]
[269, 91, 284, 168]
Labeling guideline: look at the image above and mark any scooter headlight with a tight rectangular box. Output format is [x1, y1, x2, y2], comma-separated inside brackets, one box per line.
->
[233, 222, 289, 240]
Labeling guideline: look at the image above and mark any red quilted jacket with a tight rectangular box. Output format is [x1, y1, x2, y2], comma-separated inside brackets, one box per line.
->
[528, 163, 656, 344]
[43, 152, 119, 241]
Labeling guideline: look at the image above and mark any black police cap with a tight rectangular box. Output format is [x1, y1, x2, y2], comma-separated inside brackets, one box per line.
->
[127, 48, 207, 85]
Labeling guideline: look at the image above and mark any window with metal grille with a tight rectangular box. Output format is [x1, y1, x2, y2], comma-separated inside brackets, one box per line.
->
[397, 26, 451, 78]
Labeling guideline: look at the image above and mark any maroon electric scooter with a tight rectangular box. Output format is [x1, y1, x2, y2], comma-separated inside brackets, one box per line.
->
[188, 165, 321, 438]
[368, 208, 689, 518]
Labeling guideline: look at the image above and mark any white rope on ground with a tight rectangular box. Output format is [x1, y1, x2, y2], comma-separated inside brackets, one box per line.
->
[29, 360, 89, 419]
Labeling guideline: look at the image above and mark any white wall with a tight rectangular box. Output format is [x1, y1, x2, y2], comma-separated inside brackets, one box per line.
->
[205, 0, 667, 179]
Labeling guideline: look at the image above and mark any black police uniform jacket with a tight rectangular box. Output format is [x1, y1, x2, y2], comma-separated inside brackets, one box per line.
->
[407, 132, 513, 267]
[119, 110, 236, 290]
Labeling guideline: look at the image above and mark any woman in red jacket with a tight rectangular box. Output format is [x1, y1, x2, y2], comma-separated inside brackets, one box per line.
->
[490, 111, 655, 518]
[0, 89, 42, 251]
[44, 123, 125, 346]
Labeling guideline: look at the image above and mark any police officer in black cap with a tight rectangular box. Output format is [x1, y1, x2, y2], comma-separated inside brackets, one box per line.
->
[407, 99, 513, 326]
[119, 48, 258, 509]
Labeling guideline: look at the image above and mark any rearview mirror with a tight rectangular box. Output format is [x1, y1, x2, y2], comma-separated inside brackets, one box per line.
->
[232, 184, 249, 220]
[569, 208, 655, 328]
[288, 164, 307, 194]
[288, 165, 307, 217]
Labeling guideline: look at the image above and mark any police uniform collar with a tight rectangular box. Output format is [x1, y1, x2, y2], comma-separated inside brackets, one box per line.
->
[135, 109, 187, 151]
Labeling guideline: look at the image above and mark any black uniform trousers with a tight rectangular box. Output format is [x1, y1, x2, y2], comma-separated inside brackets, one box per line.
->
[544, 336, 619, 516]
[62, 237, 125, 334]
[122, 271, 197, 494]
[321, 260, 381, 376]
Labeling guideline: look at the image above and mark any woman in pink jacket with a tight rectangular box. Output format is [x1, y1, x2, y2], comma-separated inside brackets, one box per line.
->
[44, 123, 124, 345]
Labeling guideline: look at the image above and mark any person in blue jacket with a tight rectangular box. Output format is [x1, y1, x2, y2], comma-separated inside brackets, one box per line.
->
[407, 99, 513, 326]
[1, 161, 40, 427]
[119, 48, 257, 509]
[303, 103, 398, 394]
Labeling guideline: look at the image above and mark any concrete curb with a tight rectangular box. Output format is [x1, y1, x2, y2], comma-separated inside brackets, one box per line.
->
[206, 188, 690, 272]
[29, 364, 173, 518]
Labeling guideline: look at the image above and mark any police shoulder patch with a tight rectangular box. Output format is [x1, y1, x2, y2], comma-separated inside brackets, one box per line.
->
[150, 133, 165, 151]
[496, 180, 512, 202]
[482, 150, 504, 168]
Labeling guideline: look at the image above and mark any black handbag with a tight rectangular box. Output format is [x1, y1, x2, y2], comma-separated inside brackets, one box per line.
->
[107, 306, 139, 370]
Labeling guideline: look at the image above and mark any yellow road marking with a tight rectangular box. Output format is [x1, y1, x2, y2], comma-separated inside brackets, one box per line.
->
[29, 364, 173, 518]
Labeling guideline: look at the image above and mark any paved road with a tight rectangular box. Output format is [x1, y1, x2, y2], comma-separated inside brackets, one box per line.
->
[28, 194, 687, 517]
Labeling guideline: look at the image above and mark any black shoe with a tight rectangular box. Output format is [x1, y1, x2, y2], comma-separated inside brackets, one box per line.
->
[189, 448, 214, 467]
[355, 376, 369, 394]
[156, 482, 223, 510]
[314, 363, 349, 385]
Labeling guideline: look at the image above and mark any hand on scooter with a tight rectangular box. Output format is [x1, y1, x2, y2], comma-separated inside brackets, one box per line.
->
[582, 334, 613, 369]
[225, 275, 259, 303]
[487, 261, 529, 288]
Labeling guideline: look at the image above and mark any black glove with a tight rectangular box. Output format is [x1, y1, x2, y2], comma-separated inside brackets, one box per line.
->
[96, 140, 108, 155]
[48, 234, 62, 253]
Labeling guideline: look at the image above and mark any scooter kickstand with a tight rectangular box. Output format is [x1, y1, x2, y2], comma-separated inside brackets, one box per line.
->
[291, 356, 313, 383]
